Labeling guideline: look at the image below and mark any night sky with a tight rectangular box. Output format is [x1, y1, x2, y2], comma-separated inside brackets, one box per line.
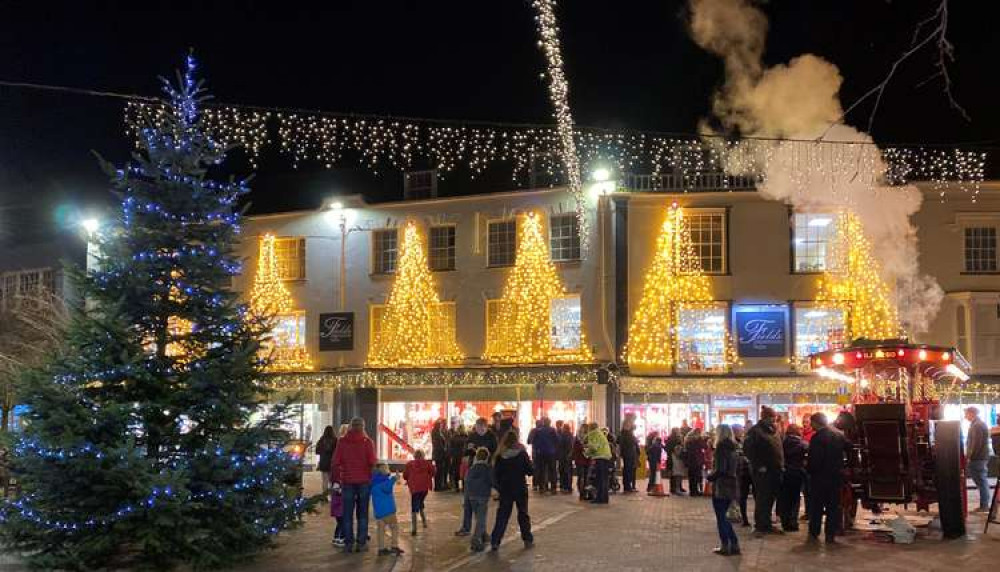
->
[1, 0, 997, 244]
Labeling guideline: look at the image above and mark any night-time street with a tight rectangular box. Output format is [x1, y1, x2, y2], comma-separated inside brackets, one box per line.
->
[1, 1, 999, 570]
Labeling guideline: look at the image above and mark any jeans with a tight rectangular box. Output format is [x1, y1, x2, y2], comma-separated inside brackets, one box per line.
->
[468, 498, 489, 548]
[450, 455, 464, 490]
[537, 454, 556, 492]
[968, 459, 991, 509]
[688, 468, 703, 496]
[577, 464, 590, 499]
[593, 459, 611, 503]
[623, 457, 637, 492]
[341, 483, 371, 547]
[558, 457, 573, 491]
[411, 491, 428, 513]
[777, 469, 805, 529]
[433, 456, 449, 491]
[712, 497, 740, 550]
[490, 491, 532, 546]
[738, 474, 753, 524]
[751, 468, 780, 531]
[459, 497, 473, 532]
[808, 480, 841, 540]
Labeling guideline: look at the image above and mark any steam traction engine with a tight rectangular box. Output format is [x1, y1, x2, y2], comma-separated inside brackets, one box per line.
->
[809, 341, 971, 538]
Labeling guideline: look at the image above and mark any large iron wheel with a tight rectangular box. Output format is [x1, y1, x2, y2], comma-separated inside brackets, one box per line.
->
[933, 420, 966, 538]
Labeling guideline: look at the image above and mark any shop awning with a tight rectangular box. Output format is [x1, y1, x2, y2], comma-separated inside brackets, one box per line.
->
[263, 364, 604, 390]
[618, 375, 844, 396]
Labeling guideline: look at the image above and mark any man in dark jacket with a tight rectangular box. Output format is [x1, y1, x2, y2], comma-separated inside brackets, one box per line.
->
[555, 421, 574, 493]
[806, 412, 846, 543]
[619, 417, 641, 493]
[529, 418, 558, 493]
[965, 407, 991, 512]
[467, 418, 498, 460]
[777, 425, 808, 531]
[331, 417, 377, 553]
[431, 419, 450, 491]
[743, 406, 784, 535]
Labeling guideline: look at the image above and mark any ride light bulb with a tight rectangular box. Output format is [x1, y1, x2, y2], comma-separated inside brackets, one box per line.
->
[832, 353, 844, 365]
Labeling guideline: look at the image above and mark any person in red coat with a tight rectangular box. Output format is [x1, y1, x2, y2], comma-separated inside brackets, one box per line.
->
[403, 449, 436, 535]
[331, 417, 377, 553]
[572, 425, 592, 500]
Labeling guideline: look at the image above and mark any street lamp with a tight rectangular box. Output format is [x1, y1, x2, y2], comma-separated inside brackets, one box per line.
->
[81, 218, 100, 235]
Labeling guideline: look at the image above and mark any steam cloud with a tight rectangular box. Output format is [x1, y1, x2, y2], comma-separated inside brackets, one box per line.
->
[688, 0, 943, 335]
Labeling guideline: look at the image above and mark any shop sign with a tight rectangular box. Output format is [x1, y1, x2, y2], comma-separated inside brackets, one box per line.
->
[735, 308, 786, 358]
[318, 312, 354, 351]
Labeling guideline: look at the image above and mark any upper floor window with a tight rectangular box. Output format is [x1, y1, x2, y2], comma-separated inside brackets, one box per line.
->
[487, 219, 516, 268]
[687, 211, 726, 274]
[0, 268, 55, 308]
[429, 225, 456, 271]
[373, 229, 399, 274]
[371, 302, 456, 354]
[676, 302, 729, 374]
[792, 213, 836, 273]
[403, 170, 438, 200]
[549, 214, 581, 262]
[274, 237, 306, 280]
[550, 295, 583, 351]
[964, 226, 997, 273]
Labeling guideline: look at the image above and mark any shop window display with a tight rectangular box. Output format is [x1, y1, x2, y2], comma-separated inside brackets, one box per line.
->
[676, 304, 728, 373]
[550, 295, 583, 351]
[794, 307, 845, 370]
[380, 401, 447, 462]
[623, 403, 708, 438]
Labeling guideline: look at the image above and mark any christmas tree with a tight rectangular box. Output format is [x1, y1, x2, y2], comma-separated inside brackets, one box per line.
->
[367, 222, 462, 366]
[0, 56, 311, 569]
[484, 212, 592, 363]
[816, 212, 900, 341]
[625, 205, 724, 372]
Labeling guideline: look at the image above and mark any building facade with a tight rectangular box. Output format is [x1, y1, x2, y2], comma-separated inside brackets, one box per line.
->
[235, 177, 1000, 461]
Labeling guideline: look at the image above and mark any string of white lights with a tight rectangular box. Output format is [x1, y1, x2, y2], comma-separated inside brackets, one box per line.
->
[531, 0, 587, 251]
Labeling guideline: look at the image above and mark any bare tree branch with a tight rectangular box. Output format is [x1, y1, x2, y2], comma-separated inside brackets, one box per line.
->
[820, 0, 968, 140]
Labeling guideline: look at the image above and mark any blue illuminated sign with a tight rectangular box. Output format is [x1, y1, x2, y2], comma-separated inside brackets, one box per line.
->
[734, 306, 787, 358]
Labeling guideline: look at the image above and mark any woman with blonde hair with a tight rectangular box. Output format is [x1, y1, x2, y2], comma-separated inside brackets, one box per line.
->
[707, 424, 741, 556]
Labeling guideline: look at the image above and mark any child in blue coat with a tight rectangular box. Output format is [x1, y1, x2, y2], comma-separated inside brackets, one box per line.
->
[371, 463, 403, 555]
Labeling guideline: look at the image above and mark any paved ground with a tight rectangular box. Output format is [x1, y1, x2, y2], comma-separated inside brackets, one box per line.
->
[2, 472, 998, 571]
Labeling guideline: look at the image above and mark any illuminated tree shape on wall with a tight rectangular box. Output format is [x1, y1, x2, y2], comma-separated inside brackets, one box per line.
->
[368, 222, 463, 367]
[626, 205, 720, 372]
[485, 212, 593, 364]
[250, 233, 313, 371]
[816, 213, 900, 341]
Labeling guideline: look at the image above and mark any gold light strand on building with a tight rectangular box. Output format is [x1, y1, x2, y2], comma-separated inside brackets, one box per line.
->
[626, 205, 720, 372]
[367, 222, 463, 367]
[249, 234, 313, 372]
[485, 212, 593, 364]
[816, 213, 900, 341]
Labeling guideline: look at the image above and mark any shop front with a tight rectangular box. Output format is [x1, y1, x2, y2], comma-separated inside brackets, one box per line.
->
[266, 366, 606, 464]
[618, 376, 844, 437]
[378, 383, 595, 462]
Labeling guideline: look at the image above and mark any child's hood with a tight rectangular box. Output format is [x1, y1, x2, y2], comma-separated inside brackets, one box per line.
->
[372, 472, 395, 486]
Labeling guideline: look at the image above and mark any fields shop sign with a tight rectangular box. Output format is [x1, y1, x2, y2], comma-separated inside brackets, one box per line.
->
[734, 306, 787, 358]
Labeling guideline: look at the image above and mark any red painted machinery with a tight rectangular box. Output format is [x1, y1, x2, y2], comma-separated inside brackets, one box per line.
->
[810, 341, 972, 538]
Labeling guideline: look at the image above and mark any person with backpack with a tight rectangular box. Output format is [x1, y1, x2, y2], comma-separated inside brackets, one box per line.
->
[490, 431, 534, 551]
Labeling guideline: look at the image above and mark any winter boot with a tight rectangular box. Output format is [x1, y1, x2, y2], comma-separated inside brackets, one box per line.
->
[420, 509, 427, 528]
[411, 513, 418, 536]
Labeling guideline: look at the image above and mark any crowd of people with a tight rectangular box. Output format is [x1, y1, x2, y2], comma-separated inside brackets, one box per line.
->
[318, 405, 997, 558]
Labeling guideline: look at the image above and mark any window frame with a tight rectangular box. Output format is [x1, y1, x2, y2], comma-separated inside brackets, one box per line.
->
[791, 303, 847, 371]
[674, 301, 730, 375]
[790, 212, 837, 274]
[486, 218, 517, 268]
[549, 293, 584, 353]
[549, 213, 581, 263]
[684, 208, 727, 275]
[371, 228, 399, 275]
[962, 225, 999, 274]
[429, 224, 457, 272]
[274, 237, 307, 281]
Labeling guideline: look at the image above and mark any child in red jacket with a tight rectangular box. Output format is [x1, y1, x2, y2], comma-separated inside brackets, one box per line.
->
[403, 449, 436, 535]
